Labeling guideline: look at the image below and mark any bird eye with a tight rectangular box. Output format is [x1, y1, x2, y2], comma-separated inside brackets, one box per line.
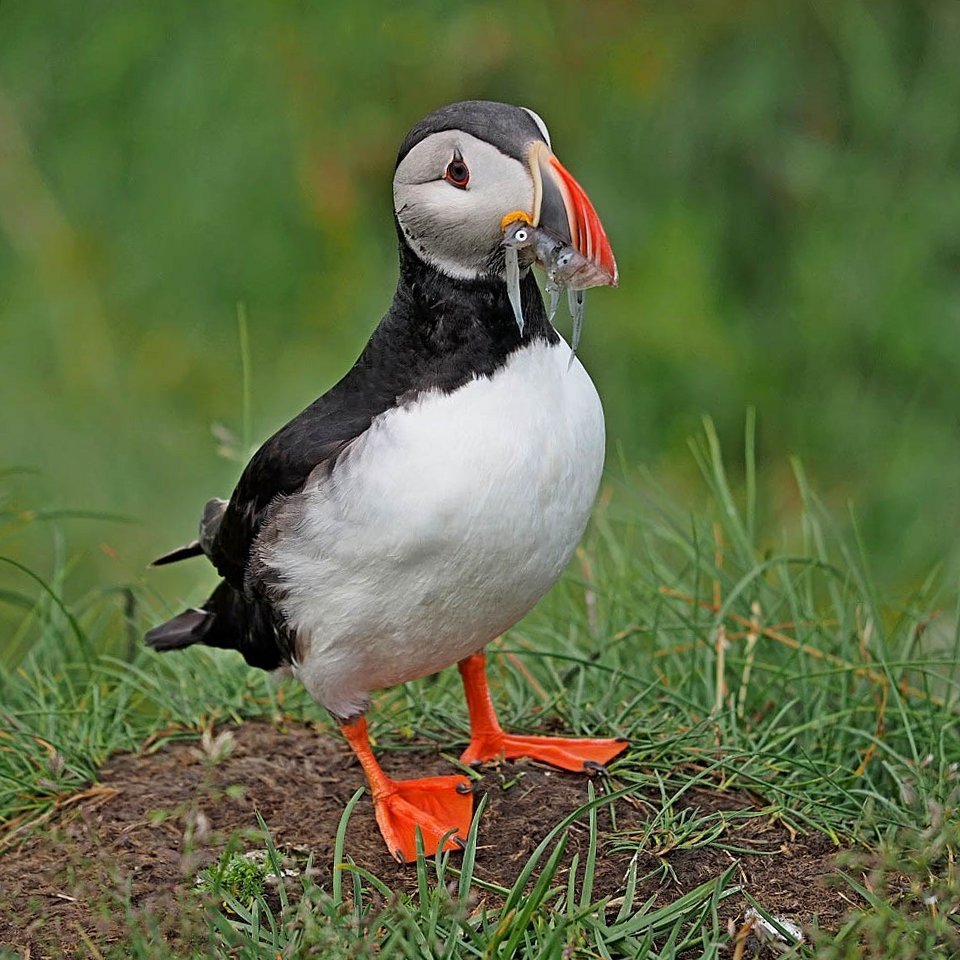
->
[444, 150, 470, 189]
[515, 229, 528, 242]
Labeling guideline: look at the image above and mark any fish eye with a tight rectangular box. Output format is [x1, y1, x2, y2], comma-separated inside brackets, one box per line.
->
[444, 149, 470, 189]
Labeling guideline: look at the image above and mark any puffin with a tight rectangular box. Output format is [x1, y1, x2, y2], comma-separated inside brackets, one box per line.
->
[146, 100, 627, 863]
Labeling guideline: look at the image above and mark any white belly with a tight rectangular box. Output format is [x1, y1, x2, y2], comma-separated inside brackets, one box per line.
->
[260, 339, 605, 717]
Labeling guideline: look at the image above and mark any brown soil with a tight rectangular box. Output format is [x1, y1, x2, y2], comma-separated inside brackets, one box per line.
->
[0, 722, 851, 957]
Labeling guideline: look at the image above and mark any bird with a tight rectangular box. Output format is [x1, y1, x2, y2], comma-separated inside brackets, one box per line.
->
[146, 100, 627, 863]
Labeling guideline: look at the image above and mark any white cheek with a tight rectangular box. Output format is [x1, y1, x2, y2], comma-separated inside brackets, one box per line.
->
[393, 131, 537, 280]
[395, 176, 534, 281]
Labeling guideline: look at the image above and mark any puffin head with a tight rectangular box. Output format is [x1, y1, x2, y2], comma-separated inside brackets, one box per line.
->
[393, 100, 617, 287]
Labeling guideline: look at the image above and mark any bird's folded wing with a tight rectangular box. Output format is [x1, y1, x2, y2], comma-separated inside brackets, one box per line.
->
[208, 364, 406, 591]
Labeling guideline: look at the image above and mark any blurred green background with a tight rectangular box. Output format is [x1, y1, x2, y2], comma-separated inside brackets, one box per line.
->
[2, 0, 959, 640]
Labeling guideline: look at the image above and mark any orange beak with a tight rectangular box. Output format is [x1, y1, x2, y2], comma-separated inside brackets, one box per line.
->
[529, 141, 618, 287]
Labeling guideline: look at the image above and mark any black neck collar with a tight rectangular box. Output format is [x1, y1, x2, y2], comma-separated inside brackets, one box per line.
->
[306, 237, 561, 429]
[391, 235, 557, 357]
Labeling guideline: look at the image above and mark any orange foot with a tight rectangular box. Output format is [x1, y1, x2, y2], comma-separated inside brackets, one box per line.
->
[460, 731, 628, 773]
[340, 716, 474, 863]
[372, 774, 474, 863]
[457, 652, 629, 774]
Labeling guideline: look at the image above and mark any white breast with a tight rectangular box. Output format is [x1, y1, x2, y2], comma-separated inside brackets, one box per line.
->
[260, 339, 605, 718]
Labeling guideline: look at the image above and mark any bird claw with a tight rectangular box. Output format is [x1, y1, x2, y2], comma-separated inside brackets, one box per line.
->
[582, 760, 610, 777]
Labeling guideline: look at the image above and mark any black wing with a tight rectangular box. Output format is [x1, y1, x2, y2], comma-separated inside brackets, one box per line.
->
[210, 373, 395, 589]
[147, 329, 409, 672]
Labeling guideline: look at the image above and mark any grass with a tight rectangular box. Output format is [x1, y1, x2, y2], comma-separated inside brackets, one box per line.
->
[1, 420, 959, 957]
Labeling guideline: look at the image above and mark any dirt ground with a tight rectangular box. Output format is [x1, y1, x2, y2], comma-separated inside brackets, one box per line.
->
[0, 722, 851, 957]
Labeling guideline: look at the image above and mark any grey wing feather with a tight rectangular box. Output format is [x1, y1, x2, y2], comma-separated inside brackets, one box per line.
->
[151, 497, 228, 567]
[199, 498, 228, 554]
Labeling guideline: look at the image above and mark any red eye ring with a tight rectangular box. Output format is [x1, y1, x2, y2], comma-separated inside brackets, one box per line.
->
[444, 150, 469, 189]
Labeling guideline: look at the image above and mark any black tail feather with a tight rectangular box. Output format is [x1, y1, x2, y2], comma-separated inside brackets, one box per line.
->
[144, 580, 288, 670]
[151, 541, 203, 566]
[151, 498, 227, 567]
[144, 607, 212, 650]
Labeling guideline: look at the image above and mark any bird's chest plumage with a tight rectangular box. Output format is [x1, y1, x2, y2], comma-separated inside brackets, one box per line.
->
[261, 339, 604, 717]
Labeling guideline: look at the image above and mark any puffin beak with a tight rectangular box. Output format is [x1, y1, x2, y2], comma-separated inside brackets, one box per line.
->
[529, 141, 618, 287]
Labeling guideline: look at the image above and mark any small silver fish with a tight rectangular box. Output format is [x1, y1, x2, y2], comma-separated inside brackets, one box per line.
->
[502, 220, 611, 291]
[502, 220, 604, 363]
[567, 288, 584, 367]
[503, 241, 524, 336]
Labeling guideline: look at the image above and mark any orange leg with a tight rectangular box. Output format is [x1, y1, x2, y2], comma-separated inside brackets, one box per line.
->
[458, 652, 628, 773]
[341, 717, 473, 863]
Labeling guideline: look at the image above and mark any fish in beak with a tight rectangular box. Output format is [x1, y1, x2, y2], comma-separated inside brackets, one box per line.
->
[501, 142, 617, 343]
